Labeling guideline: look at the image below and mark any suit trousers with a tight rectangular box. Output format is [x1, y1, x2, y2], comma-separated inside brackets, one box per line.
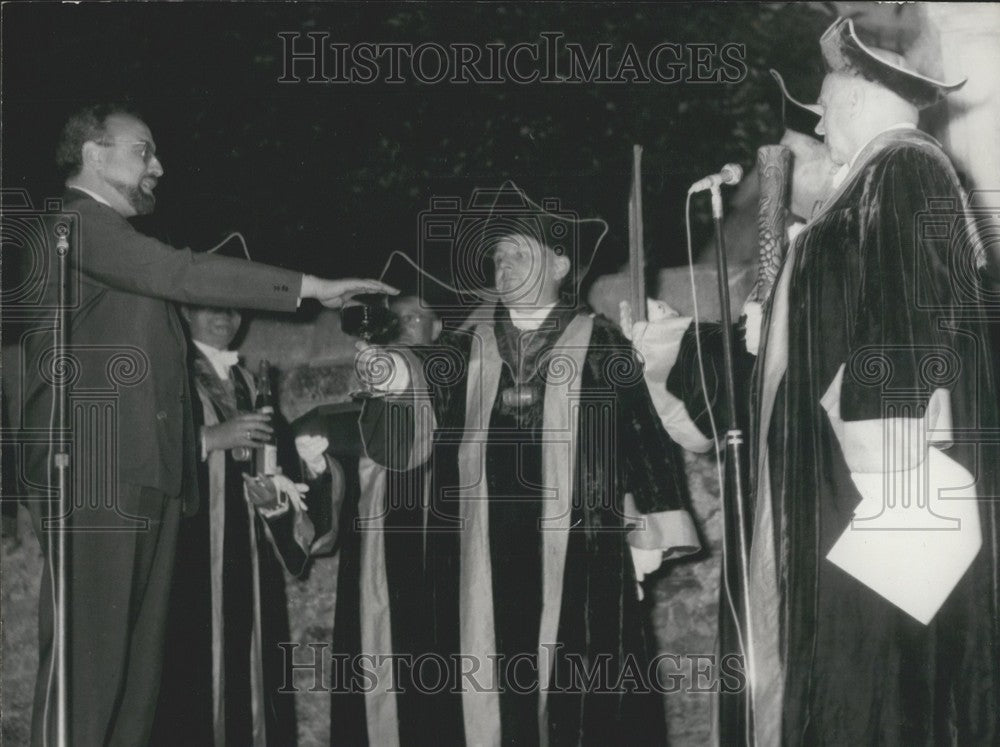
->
[29, 484, 181, 746]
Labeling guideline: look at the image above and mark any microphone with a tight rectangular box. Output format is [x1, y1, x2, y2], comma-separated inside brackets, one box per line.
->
[688, 163, 743, 193]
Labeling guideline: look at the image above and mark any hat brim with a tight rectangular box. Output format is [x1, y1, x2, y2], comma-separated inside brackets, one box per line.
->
[770, 69, 822, 140]
[821, 17, 966, 108]
[474, 181, 608, 292]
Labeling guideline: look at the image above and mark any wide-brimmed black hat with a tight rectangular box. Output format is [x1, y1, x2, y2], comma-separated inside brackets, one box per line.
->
[453, 181, 608, 306]
[820, 17, 966, 109]
[770, 69, 822, 140]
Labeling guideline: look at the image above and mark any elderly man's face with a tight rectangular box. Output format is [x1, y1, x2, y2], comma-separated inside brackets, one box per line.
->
[96, 113, 164, 216]
[390, 296, 440, 346]
[814, 74, 855, 166]
[492, 233, 567, 308]
[780, 130, 838, 219]
[184, 307, 242, 350]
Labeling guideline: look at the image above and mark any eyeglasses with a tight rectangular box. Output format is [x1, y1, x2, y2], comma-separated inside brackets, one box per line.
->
[97, 139, 157, 164]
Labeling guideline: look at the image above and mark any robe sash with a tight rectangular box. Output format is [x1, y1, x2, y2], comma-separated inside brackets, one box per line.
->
[357, 457, 401, 747]
[191, 361, 268, 747]
[457, 308, 593, 747]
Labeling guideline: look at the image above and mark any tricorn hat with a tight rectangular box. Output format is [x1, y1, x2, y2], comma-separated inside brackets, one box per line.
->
[419, 181, 608, 314]
[465, 181, 608, 306]
[820, 17, 966, 109]
[770, 69, 822, 140]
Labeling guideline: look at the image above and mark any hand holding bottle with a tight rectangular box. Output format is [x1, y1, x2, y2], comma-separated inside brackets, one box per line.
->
[203, 412, 274, 452]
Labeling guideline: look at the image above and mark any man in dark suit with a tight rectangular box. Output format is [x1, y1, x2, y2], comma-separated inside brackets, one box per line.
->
[19, 103, 395, 746]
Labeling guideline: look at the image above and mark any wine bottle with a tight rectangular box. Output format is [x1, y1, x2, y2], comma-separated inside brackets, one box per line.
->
[255, 359, 278, 476]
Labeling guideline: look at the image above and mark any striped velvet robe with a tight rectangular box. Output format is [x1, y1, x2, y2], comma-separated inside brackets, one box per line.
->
[362, 303, 701, 746]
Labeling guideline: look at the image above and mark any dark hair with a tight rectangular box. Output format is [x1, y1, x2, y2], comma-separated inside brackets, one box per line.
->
[55, 103, 142, 178]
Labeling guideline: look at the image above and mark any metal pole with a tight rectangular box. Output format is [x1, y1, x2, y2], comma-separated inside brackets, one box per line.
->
[710, 186, 755, 743]
[54, 221, 71, 747]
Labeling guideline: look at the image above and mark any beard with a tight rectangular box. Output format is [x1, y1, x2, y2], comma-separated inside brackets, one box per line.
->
[108, 177, 156, 216]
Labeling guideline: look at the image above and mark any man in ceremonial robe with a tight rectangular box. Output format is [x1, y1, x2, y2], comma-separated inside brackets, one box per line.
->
[703, 20, 999, 745]
[647, 19, 999, 744]
[359, 185, 700, 746]
[295, 255, 462, 747]
[152, 263, 337, 745]
[753, 20, 1000, 744]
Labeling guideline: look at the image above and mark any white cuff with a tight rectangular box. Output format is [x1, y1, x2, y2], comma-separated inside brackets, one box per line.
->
[631, 317, 713, 453]
[822, 362, 981, 624]
[821, 364, 953, 474]
[366, 351, 411, 393]
[624, 494, 701, 560]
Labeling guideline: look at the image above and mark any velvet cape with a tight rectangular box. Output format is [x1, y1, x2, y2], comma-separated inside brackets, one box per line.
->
[752, 128, 1000, 745]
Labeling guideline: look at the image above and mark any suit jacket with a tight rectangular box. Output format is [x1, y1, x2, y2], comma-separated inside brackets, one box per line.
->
[21, 189, 302, 512]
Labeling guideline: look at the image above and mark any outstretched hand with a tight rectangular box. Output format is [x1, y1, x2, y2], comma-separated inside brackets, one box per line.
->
[301, 276, 399, 309]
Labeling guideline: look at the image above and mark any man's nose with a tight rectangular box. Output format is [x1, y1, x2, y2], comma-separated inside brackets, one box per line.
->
[814, 119, 825, 137]
[148, 155, 164, 177]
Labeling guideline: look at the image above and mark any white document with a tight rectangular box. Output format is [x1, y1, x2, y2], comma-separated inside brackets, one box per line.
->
[826, 442, 982, 625]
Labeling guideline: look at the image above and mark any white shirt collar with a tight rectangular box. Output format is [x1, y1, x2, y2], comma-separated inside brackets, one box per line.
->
[67, 184, 113, 208]
[507, 302, 557, 331]
[193, 340, 240, 380]
[831, 123, 917, 190]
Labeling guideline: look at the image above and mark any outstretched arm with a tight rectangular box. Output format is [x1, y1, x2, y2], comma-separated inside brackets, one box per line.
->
[73, 200, 396, 311]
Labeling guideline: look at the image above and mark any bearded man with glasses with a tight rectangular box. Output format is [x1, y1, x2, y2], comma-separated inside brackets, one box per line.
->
[18, 102, 397, 746]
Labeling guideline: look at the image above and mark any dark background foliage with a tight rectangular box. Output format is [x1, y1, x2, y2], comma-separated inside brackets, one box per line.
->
[2, 2, 834, 288]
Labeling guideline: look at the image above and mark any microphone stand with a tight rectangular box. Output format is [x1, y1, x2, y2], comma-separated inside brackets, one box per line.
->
[709, 185, 756, 743]
[53, 221, 71, 747]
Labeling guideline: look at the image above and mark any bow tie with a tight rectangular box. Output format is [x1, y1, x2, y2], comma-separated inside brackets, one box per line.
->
[210, 350, 240, 369]
[195, 341, 241, 378]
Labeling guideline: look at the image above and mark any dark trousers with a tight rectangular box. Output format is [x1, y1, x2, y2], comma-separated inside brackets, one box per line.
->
[30, 484, 181, 746]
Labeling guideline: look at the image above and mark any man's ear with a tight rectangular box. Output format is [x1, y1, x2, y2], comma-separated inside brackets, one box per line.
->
[551, 254, 571, 283]
[81, 140, 104, 170]
[848, 85, 863, 118]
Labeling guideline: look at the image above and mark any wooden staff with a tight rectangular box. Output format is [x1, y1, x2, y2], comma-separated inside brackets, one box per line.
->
[627, 145, 646, 323]
[749, 145, 792, 304]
